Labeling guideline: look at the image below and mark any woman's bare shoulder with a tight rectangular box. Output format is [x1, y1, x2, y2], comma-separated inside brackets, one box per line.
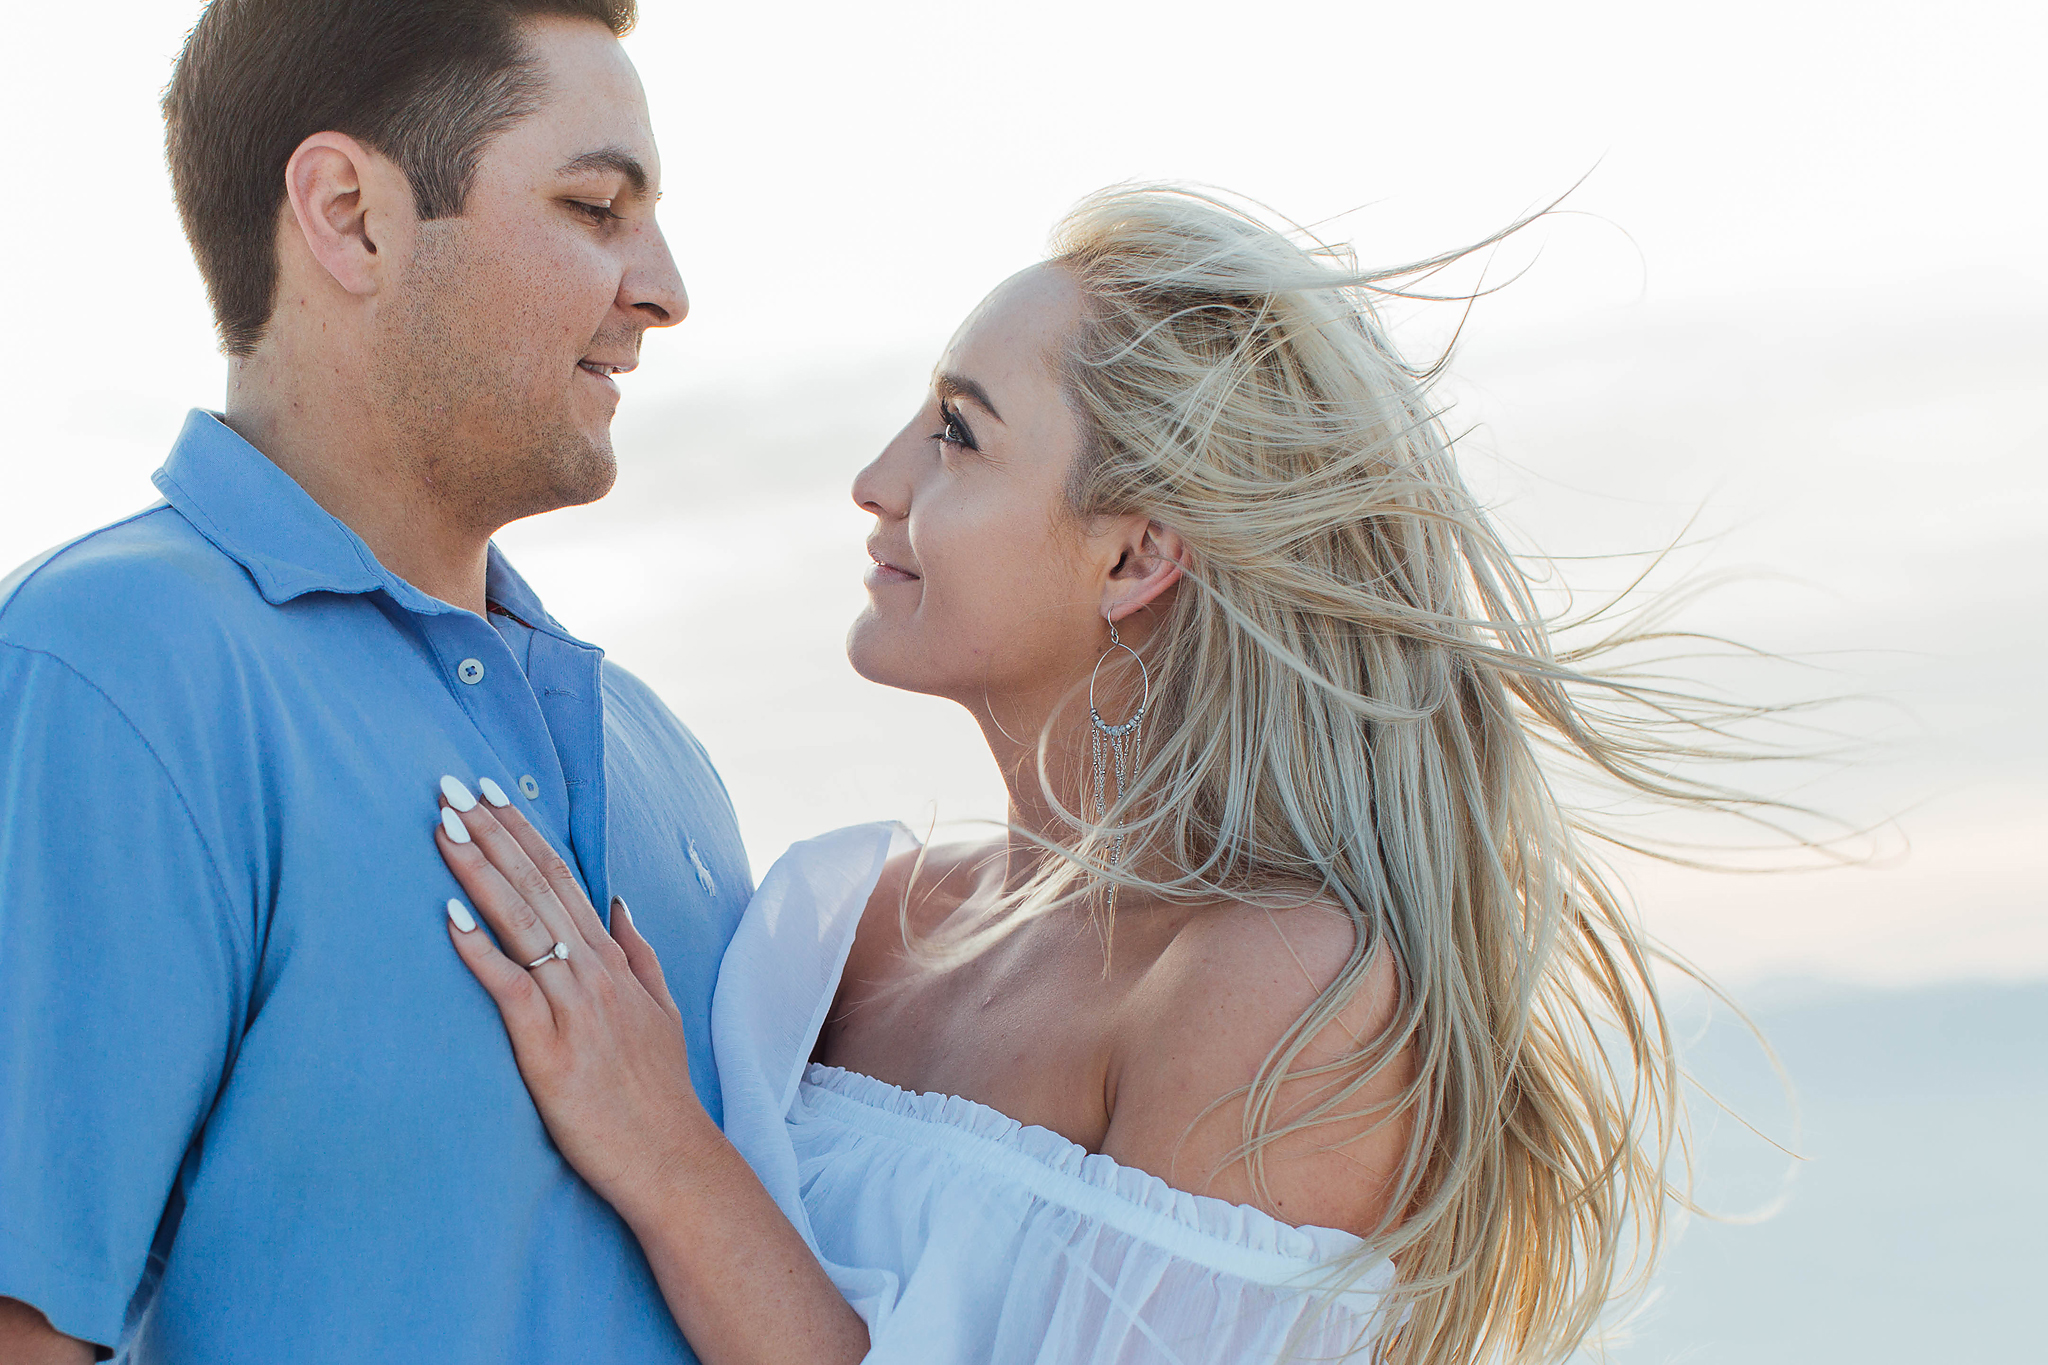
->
[1163, 891, 1371, 992]
[845, 836, 1006, 974]
[1103, 890, 1412, 1233]
[1129, 892, 1396, 1082]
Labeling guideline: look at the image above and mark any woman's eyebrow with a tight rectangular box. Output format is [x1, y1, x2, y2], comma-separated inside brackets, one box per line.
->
[935, 372, 1004, 423]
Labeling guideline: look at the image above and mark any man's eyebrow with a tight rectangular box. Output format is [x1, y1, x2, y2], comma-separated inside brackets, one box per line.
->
[935, 371, 1004, 423]
[556, 147, 651, 197]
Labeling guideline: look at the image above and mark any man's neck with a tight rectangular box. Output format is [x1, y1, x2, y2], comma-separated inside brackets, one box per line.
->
[225, 354, 493, 616]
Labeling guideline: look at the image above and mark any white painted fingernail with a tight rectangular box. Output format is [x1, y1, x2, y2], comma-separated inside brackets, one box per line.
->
[447, 898, 477, 933]
[440, 806, 472, 844]
[612, 896, 632, 926]
[477, 777, 511, 808]
[440, 775, 478, 812]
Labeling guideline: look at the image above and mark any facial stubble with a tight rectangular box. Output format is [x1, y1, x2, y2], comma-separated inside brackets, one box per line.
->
[372, 221, 619, 535]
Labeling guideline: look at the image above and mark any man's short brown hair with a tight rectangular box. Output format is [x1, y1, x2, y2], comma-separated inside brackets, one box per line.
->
[164, 0, 638, 356]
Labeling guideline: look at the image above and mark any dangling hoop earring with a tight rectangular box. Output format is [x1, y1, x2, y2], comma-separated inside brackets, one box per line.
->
[1089, 618, 1150, 915]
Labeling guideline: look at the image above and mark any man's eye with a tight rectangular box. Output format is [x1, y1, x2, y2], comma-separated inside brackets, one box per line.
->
[571, 200, 618, 224]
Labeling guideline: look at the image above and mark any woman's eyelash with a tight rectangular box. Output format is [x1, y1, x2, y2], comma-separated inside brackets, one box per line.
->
[930, 401, 977, 450]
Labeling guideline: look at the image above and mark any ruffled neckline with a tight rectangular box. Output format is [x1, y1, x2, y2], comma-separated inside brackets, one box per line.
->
[798, 1062, 1395, 1291]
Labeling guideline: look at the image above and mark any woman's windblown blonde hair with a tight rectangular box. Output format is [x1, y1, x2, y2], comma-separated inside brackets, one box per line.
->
[934, 185, 1788, 1362]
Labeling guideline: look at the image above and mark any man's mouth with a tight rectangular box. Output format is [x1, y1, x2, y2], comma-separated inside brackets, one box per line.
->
[577, 359, 632, 379]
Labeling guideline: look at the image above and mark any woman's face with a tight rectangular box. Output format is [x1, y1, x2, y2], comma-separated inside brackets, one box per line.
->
[847, 264, 1119, 711]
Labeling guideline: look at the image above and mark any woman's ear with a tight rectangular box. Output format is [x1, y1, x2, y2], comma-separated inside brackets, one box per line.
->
[281, 131, 413, 298]
[1103, 521, 1185, 625]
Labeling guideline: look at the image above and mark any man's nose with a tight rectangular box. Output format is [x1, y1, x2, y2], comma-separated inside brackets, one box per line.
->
[624, 224, 687, 327]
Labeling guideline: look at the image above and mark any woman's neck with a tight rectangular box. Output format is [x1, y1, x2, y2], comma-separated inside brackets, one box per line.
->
[966, 680, 1138, 895]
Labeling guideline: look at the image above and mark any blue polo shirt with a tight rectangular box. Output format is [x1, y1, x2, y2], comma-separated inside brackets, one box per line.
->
[0, 411, 749, 1362]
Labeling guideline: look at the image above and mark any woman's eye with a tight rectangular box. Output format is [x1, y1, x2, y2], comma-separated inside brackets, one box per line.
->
[929, 403, 976, 451]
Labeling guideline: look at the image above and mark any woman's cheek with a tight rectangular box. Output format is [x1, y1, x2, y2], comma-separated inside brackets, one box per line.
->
[924, 531, 1028, 659]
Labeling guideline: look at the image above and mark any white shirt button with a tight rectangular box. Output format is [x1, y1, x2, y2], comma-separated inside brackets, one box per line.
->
[456, 658, 486, 685]
[518, 775, 541, 799]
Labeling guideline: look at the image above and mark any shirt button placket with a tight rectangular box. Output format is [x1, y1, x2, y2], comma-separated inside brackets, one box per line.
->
[452, 648, 534, 802]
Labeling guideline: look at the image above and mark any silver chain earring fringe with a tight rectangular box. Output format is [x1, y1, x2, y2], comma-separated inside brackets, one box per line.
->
[1088, 619, 1151, 916]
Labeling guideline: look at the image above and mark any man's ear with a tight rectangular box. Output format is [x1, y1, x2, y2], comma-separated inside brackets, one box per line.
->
[281, 132, 414, 298]
[1103, 520, 1186, 625]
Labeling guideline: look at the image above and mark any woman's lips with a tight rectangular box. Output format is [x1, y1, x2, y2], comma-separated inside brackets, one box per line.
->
[863, 562, 918, 587]
[864, 548, 919, 587]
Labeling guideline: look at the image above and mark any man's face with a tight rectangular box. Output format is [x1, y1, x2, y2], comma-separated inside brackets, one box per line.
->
[370, 16, 683, 530]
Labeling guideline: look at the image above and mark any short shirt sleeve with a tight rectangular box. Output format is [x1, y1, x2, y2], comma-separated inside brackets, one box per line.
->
[0, 642, 248, 1351]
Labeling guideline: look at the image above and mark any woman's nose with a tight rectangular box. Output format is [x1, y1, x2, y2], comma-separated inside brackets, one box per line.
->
[850, 455, 890, 517]
[851, 421, 922, 518]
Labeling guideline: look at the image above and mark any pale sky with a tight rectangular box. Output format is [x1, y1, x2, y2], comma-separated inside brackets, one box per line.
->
[2, 0, 2042, 987]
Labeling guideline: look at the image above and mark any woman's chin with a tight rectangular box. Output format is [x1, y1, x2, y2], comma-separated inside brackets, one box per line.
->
[844, 616, 949, 698]
[844, 615, 905, 689]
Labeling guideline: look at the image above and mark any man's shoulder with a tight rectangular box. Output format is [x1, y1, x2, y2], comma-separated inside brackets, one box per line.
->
[596, 657, 753, 899]
[599, 658, 713, 765]
[598, 656, 739, 815]
[0, 503, 262, 659]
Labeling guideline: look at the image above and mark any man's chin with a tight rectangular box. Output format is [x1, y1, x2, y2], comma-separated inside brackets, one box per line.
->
[552, 437, 619, 509]
[494, 432, 618, 526]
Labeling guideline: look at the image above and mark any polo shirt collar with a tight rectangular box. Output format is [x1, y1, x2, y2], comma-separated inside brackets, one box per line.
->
[483, 547, 572, 639]
[152, 409, 583, 644]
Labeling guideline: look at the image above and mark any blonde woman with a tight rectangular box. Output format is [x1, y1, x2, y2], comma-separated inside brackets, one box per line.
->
[430, 186, 1715, 1363]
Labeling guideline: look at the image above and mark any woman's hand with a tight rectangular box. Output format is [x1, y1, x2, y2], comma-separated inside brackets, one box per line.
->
[434, 778, 707, 1221]
[432, 779, 870, 1364]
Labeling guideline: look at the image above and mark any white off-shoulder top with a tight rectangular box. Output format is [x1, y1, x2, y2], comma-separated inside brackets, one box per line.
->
[711, 823, 1397, 1364]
